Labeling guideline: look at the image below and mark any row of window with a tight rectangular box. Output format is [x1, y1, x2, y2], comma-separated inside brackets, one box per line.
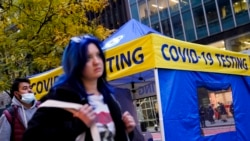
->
[129, 0, 250, 42]
[135, 96, 159, 128]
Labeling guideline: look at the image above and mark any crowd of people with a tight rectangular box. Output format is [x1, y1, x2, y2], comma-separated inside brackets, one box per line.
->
[199, 102, 234, 128]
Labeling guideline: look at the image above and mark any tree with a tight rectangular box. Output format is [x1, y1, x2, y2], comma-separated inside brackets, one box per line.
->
[0, 0, 113, 92]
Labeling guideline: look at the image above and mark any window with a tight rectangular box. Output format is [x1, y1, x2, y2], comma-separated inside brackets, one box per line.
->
[161, 19, 172, 37]
[232, 0, 250, 25]
[182, 10, 195, 41]
[131, 3, 140, 20]
[172, 14, 184, 40]
[204, 1, 221, 35]
[135, 96, 159, 130]
[217, 0, 235, 30]
[197, 86, 236, 136]
[138, 0, 149, 19]
[193, 6, 208, 38]
[225, 32, 250, 52]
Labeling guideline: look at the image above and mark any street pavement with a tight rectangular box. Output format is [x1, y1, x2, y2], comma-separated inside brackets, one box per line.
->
[147, 127, 162, 141]
[202, 125, 235, 136]
[151, 132, 162, 141]
[201, 117, 235, 136]
[146, 118, 235, 140]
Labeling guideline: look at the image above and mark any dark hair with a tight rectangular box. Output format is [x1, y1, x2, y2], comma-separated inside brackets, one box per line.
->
[54, 35, 111, 99]
[10, 78, 30, 97]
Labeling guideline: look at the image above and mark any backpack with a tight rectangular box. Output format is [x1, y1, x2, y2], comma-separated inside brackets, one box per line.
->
[3, 102, 40, 141]
[3, 105, 24, 141]
[3, 105, 16, 123]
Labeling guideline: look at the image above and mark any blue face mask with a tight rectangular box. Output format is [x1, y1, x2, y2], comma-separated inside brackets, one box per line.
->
[21, 93, 35, 104]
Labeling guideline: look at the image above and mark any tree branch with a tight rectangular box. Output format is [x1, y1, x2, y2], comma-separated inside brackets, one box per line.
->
[36, 0, 54, 34]
[10, 4, 43, 23]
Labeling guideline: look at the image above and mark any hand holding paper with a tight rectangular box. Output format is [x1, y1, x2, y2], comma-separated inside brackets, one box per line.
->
[39, 100, 96, 127]
[72, 104, 96, 127]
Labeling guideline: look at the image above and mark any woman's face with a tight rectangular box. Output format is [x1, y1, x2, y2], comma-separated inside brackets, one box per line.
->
[82, 43, 104, 81]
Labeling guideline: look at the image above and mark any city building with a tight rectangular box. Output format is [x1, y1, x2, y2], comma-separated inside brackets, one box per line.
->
[127, 0, 250, 53]
[97, 0, 250, 132]
[121, 0, 250, 131]
[89, 0, 130, 29]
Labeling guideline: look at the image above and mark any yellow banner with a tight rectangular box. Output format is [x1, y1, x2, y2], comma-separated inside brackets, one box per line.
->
[105, 35, 155, 81]
[151, 34, 250, 76]
[29, 34, 250, 100]
[29, 67, 63, 100]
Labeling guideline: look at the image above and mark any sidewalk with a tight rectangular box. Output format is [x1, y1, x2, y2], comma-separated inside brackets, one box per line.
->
[201, 117, 236, 136]
[147, 126, 162, 141]
[203, 117, 235, 128]
[145, 118, 235, 140]
[202, 125, 235, 136]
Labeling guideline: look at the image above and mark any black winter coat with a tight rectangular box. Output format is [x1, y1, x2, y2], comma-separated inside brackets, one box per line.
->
[22, 84, 134, 141]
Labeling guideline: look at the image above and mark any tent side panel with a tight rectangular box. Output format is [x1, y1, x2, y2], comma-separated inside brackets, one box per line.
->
[158, 69, 250, 141]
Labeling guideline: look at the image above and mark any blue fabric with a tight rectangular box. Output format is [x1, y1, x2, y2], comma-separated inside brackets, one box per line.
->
[102, 19, 161, 50]
[158, 69, 250, 141]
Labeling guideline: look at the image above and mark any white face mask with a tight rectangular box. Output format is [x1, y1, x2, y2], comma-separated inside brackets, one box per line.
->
[21, 93, 35, 104]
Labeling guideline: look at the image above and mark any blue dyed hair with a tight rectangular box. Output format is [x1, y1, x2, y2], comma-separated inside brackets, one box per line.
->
[54, 35, 111, 99]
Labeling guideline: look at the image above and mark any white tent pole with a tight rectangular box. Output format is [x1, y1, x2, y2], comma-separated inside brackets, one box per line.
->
[154, 68, 165, 141]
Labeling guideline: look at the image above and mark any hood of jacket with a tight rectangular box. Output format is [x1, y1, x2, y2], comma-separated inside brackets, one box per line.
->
[11, 96, 38, 128]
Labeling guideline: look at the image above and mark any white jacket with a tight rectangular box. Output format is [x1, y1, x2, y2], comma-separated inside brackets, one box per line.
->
[0, 97, 38, 141]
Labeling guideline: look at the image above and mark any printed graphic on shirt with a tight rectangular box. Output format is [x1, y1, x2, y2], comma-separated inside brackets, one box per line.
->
[88, 94, 115, 141]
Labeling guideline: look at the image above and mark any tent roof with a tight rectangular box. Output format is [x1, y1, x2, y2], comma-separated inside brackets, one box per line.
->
[102, 19, 161, 50]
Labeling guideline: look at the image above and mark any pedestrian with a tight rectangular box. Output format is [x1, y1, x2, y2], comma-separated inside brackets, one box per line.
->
[0, 78, 39, 141]
[207, 105, 215, 124]
[218, 102, 227, 122]
[136, 102, 145, 131]
[22, 35, 136, 141]
[199, 105, 206, 128]
[230, 102, 234, 116]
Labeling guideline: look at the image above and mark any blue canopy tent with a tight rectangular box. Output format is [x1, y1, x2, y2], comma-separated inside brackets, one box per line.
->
[103, 19, 161, 91]
[158, 69, 250, 141]
[29, 19, 250, 141]
[103, 20, 250, 141]
[103, 18, 161, 50]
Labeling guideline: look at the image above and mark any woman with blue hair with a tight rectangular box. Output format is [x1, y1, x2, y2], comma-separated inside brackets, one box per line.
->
[23, 35, 136, 141]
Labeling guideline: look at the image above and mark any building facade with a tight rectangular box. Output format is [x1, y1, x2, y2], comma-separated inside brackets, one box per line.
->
[99, 0, 250, 131]
[123, 0, 250, 131]
[128, 0, 250, 52]
[95, 0, 130, 29]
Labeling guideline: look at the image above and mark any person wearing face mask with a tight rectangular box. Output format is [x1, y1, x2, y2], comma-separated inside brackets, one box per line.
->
[0, 78, 39, 141]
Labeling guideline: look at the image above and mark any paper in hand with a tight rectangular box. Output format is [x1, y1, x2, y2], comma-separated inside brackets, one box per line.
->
[39, 100, 83, 113]
[39, 100, 100, 141]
